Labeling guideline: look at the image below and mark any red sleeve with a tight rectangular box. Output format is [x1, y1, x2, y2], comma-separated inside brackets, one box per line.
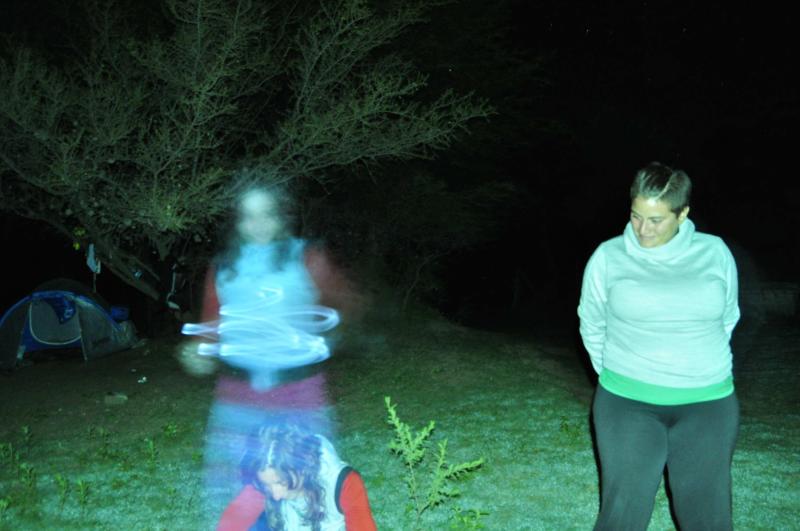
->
[339, 471, 377, 531]
[216, 484, 266, 531]
[303, 245, 365, 321]
[201, 265, 220, 323]
[303, 245, 335, 304]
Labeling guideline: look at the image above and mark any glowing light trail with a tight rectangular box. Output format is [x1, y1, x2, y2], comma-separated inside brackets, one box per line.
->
[181, 288, 339, 377]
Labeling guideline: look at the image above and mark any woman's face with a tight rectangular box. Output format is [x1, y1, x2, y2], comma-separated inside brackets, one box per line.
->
[630, 195, 689, 248]
[237, 190, 283, 244]
[258, 467, 303, 501]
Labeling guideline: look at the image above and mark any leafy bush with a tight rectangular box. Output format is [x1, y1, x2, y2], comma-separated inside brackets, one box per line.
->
[385, 396, 485, 529]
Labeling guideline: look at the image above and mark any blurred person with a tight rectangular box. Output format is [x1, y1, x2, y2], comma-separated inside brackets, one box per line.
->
[578, 162, 740, 530]
[179, 171, 352, 520]
[180, 179, 339, 387]
[218, 422, 376, 531]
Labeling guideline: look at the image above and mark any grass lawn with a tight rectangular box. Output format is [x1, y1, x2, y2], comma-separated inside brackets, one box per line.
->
[1, 311, 798, 530]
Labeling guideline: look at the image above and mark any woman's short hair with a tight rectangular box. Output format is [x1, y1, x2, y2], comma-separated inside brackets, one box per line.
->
[630, 162, 692, 214]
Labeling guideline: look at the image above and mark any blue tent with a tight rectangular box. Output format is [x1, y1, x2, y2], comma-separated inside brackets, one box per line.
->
[0, 279, 138, 370]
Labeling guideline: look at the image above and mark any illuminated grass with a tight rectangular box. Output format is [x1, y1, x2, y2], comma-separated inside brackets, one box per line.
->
[0, 316, 797, 529]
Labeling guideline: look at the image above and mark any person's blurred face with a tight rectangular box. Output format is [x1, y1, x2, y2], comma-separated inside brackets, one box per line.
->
[237, 190, 282, 244]
[630, 195, 689, 248]
[257, 467, 303, 501]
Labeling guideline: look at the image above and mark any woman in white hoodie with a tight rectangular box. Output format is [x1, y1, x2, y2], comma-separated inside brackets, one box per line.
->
[578, 162, 740, 530]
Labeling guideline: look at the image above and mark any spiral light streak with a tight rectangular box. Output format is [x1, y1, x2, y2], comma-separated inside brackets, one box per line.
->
[181, 292, 340, 373]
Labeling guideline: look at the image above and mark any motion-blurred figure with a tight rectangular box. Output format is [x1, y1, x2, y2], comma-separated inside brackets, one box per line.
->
[179, 174, 348, 523]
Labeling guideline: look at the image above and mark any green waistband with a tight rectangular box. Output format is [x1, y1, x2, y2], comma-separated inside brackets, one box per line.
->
[599, 369, 734, 405]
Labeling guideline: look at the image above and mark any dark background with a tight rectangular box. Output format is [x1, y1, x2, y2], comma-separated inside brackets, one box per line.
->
[1, 1, 798, 334]
[434, 1, 800, 330]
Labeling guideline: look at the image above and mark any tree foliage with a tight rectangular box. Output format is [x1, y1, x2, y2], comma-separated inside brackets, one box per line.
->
[0, 0, 491, 301]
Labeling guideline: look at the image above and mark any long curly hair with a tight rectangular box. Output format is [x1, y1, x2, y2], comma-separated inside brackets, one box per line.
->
[240, 423, 326, 531]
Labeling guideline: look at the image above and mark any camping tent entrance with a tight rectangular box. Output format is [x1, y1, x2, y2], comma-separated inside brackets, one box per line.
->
[25, 293, 83, 347]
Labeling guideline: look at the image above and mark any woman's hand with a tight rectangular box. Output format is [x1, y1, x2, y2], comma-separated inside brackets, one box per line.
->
[176, 341, 218, 377]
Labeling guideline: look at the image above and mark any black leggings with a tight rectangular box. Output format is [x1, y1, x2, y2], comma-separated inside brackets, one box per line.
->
[592, 386, 739, 531]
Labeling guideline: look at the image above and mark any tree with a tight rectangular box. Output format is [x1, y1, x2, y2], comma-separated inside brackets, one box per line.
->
[0, 0, 491, 302]
[300, 0, 554, 314]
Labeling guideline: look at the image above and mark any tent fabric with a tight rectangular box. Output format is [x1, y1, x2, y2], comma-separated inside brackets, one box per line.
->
[0, 279, 138, 370]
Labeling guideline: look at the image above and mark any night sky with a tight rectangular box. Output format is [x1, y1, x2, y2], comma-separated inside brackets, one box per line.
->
[439, 1, 800, 328]
[1, 1, 798, 332]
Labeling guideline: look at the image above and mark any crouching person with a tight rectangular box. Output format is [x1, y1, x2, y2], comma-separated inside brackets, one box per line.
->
[218, 423, 377, 531]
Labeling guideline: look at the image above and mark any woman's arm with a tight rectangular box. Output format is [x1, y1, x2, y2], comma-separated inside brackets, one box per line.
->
[201, 265, 221, 324]
[577, 248, 608, 374]
[339, 471, 377, 531]
[720, 244, 741, 338]
[177, 265, 220, 376]
[304, 244, 363, 319]
[217, 484, 266, 531]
